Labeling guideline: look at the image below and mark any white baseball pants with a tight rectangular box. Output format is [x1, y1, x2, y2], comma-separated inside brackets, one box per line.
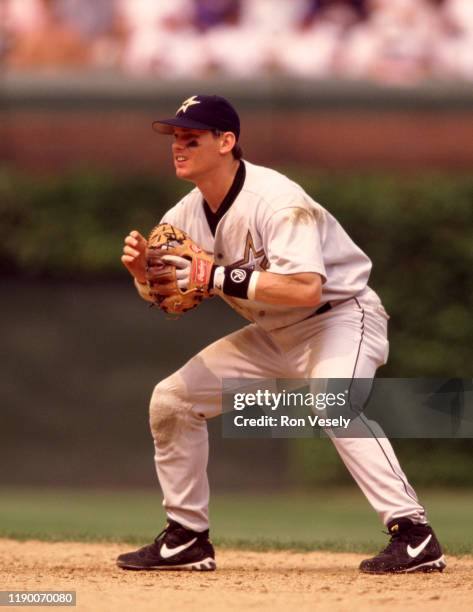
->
[149, 288, 426, 531]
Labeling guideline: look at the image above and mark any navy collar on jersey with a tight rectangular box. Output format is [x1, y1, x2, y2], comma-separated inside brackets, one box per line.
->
[203, 161, 245, 237]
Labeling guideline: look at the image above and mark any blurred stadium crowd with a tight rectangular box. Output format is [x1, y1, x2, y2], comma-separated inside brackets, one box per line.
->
[1, 0, 473, 84]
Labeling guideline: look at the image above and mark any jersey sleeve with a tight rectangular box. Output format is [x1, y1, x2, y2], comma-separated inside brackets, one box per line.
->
[160, 207, 178, 225]
[262, 207, 326, 281]
[159, 189, 200, 227]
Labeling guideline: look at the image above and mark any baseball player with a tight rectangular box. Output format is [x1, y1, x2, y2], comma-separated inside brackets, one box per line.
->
[117, 94, 445, 574]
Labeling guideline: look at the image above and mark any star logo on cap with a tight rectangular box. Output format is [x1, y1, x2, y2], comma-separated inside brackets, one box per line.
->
[176, 96, 201, 115]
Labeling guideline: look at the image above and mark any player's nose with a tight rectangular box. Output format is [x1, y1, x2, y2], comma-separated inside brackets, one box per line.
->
[172, 140, 186, 153]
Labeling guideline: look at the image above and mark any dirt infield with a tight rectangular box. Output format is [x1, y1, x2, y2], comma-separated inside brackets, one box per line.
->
[1, 539, 472, 611]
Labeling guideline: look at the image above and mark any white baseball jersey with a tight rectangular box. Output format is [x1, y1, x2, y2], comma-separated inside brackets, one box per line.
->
[161, 160, 373, 331]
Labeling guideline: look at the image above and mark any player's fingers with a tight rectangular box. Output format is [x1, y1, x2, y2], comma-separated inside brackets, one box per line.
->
[162, 254, 190, 269]
[130, 230, 147, 246]
[174, 267, 189, 280]
[121, 254, 135, 264]
[123, 245, 140, 258]
[125, 235, 138, 247]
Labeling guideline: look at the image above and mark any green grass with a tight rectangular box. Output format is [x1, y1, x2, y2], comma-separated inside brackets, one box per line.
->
[0, 488, 472, 555]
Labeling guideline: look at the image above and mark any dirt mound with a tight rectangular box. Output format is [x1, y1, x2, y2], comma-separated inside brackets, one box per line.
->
[1, 539, 471, 611]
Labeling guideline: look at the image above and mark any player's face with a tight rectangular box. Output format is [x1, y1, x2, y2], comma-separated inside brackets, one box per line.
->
[171, 128, 223, 181]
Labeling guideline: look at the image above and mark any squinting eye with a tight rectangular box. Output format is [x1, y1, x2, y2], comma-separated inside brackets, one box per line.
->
[188, 140, 199, 148]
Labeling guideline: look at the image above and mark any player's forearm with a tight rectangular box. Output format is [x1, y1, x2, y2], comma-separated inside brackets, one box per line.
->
[253, 271, 322, 307]
[212, 266, 322, 307]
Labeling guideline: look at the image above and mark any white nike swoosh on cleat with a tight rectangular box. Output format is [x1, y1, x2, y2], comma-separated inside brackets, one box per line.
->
[407, 534, 432, 558]
[160, 537, 198, 559]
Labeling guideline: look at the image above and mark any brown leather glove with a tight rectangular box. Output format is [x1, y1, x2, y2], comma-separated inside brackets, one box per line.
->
[146, 223, 214, 315]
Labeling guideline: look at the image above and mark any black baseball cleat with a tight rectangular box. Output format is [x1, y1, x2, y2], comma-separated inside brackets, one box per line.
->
[116, 520, 216, 571]
[360, 518, 446, 574]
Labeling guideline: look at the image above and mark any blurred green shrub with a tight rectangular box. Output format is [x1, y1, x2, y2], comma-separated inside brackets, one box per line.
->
[288, 438, 473, 488]
[0, 168, 188, 277]
[1, 166, 472, 376]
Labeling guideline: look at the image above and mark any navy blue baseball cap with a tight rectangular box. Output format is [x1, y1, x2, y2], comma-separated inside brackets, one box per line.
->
[152, 94, 240, 140]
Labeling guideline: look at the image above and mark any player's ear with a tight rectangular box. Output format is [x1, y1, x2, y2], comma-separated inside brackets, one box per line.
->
[219, 132, 236, 155]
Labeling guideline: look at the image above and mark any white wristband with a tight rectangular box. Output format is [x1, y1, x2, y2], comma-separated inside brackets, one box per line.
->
[212, 266, 226, 293]
[247, 270, 260, 301]
[212, 266, 260, 300]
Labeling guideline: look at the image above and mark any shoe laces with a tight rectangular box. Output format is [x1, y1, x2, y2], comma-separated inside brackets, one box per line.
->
[152, 521, 198, 551]
[152, 525, 169, 547]
[380, 528, 411, 555]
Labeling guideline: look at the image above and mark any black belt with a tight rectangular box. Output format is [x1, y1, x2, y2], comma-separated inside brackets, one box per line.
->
[303, 302, 333, 322]
[307, 297, 355, 320]
[314, 302, 332, 315]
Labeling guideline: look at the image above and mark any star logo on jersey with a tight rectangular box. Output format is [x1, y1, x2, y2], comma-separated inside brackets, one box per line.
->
[232, 231, 269, 271]
[177, 96, 201, 115]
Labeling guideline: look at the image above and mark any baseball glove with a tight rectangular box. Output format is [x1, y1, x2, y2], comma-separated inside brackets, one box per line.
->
[146, 223, 214, 315]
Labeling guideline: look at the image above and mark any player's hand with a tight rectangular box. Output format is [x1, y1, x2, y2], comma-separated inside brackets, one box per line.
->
[121, 230, 148, 284]
[161, 254, 191, 290]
